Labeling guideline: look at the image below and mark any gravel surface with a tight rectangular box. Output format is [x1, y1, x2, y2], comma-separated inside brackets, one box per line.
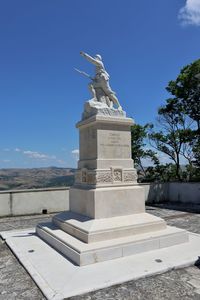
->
[69, 267, 200, 300]
[0, 238, 45, 300]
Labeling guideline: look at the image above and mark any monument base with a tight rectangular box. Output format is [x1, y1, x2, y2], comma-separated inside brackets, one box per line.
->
[36, 221, 188, 266]
[36, 113, 189, 267]
[53, 211, 166, 243]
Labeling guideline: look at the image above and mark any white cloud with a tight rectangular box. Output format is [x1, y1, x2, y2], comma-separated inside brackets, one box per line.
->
[3, 148, 10, 152]
[15, 148, 21, 152]
[71, 149, 79, 155]
[178, 0, 200, 26]
[71, 149, 79, 161]
[23, 150, 56, 160]
[2, 159, 11, 163]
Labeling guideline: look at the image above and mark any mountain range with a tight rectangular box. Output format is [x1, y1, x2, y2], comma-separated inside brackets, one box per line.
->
[0, 167, 75, 191]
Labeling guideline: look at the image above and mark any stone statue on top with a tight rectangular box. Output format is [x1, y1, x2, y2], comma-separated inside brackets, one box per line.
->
[75, 51, 126, 119]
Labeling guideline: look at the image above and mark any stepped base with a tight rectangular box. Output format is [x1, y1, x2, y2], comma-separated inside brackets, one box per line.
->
[36, 219, 188, 266]
[52, 211, 166, 243]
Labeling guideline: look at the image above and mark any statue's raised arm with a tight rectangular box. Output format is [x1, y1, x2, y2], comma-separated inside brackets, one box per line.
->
[80, 51, 102, 67]
[79, 51, 122, 112]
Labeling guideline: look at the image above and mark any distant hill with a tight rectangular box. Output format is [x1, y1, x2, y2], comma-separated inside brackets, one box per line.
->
[0, 167, 75, 191]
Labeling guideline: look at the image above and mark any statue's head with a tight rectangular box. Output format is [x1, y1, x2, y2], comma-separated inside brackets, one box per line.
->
[95, 54, 102, 61]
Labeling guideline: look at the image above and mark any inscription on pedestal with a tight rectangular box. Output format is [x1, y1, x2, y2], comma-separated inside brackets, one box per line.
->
[99, 130, 130, 159]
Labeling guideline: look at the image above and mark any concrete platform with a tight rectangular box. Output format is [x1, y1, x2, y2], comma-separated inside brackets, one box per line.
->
[1, 228, 200, 300]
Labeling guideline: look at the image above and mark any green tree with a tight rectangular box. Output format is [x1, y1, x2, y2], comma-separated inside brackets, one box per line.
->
[193, 140, 200, 168]
[149, 60, 200, 181]
[166, 59, 200, 168]
[149, 98, 193, 181]
[166, 59, 200, 131]
[131, 124, 158, 179]
[131, 59, 200, 182]
[145, 163, 179, 182]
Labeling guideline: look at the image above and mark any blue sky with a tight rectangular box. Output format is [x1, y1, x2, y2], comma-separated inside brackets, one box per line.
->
[0, 0, 200, 168]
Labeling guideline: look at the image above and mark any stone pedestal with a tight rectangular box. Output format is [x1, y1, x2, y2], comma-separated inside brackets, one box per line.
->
[71, 114, 142, 219]
[37, 112, 189, 266]
[75, 115, 137, 187]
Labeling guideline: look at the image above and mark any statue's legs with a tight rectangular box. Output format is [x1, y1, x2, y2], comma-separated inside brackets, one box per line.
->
[92, 79, 122, 110]
[106, 97, 112, 108]
[101, 84, 122, 110]
[107, 92, 122, 110]
[88, 83, 97, 100]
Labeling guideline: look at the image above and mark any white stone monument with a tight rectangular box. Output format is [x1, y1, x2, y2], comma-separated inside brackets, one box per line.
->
[37, 52, 188, 266]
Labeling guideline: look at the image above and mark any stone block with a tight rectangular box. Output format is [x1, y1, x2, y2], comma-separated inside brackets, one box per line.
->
[69, 185, 145, 219]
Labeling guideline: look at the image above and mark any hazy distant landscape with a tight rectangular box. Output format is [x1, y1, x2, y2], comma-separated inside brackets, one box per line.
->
[0, 167, 75, 191]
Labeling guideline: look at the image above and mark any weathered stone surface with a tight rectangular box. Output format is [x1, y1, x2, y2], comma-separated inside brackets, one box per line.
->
[0, 214, 54, 231]
[0, 238, 45, 300]
[68, 266, 200, 300]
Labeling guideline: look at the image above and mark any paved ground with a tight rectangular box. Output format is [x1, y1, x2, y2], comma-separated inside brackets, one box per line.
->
[1, 204, 200, 300]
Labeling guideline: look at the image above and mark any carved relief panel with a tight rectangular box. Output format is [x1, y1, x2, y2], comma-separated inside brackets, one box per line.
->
[75, 167, 137, 186]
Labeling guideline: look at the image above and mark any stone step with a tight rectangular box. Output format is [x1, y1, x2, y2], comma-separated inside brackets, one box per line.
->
[52, 211, 167, 243]
[36, 222, 188, 266]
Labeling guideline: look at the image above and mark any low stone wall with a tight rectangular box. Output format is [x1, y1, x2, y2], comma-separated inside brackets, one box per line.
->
[0, 187, 69, 217]
[140, 183, 169, 204]
[0, 192, 10, 216]
[0, 183, 200, 217]
[168, 182, 200, 204]
[141, 182, 200, 205]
